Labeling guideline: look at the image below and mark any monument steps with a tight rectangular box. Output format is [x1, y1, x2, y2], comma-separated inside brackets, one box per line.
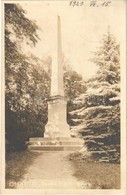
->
[29, 137, 82, 141]
[28, 137, 84, 151]
[28, 145, 82, 151]
[29, 141, 83, 146]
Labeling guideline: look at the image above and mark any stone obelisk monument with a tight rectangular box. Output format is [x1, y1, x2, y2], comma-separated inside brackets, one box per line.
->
[28, 16, 83, 151]
[44, 16, 70, 138]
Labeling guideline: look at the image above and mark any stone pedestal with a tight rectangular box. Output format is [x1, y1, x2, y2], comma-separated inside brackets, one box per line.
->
[45, 96, 70, 138]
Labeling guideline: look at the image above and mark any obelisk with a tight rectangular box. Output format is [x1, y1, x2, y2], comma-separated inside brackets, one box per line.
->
[44, 16, 70, 138]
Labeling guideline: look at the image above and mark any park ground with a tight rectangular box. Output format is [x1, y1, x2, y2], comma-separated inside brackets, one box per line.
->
[6, 150, 120, 189]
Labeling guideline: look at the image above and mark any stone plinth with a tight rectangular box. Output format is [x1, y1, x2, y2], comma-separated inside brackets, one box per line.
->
[28, 137, 84, 151]
[45, 95, 70, 138]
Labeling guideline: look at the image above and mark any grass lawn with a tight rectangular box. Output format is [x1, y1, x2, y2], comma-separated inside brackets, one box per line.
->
[69, 153, 120, 189]
[6, 150, 40, 189]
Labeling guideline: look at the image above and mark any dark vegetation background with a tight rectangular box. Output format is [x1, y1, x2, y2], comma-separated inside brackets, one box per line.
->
[5, 4, 120, 163]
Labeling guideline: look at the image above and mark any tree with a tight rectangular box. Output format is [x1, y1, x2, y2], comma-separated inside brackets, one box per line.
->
[62, 57, 87, 125]
[5, 3, 40, 110]
[90, 31, 120, 85]
[70, 31, 120, 163]
[64, 70, 86, 101]
[5, 4, 42, 150]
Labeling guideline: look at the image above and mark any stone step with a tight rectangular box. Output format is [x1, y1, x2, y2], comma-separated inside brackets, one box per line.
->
[29, 137, 83, 142]
[28, 141, 83, 146]
[28, 145, 82, 151]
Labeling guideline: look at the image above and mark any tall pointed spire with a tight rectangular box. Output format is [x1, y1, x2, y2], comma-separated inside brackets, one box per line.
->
[51, 16, 64, 97]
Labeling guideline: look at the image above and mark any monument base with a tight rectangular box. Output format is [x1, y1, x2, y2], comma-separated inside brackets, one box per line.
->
[44, 95, 70, 138]
[28, 137, 84, 151]
[28, 96, 85, 151]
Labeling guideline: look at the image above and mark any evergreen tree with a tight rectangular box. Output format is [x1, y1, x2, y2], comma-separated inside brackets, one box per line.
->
[70, 31, 120, 163]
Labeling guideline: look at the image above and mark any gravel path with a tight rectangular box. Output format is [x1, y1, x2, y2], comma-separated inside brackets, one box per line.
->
[17, 151, 90, 189]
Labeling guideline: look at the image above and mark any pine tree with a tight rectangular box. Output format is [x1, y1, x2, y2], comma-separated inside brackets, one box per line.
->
[70, 31, 120, 163]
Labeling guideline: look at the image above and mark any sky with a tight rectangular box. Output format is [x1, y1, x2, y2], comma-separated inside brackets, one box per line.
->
[19, 0, 125, 80]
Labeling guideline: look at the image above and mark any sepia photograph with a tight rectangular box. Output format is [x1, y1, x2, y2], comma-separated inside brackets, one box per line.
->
[1, 0, 126, 194]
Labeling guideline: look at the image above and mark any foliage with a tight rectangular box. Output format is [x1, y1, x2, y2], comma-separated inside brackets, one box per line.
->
[5, 4, 44, 150]
[5, 54, 51, 150]
[70, 31, 120, 163]
[64, 69, 86, 101]
[63, 59, 87, 125]
[90, 31, 120, 84]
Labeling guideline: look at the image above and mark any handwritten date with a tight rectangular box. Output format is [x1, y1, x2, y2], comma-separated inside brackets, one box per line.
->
[69, 0, 111, 7]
